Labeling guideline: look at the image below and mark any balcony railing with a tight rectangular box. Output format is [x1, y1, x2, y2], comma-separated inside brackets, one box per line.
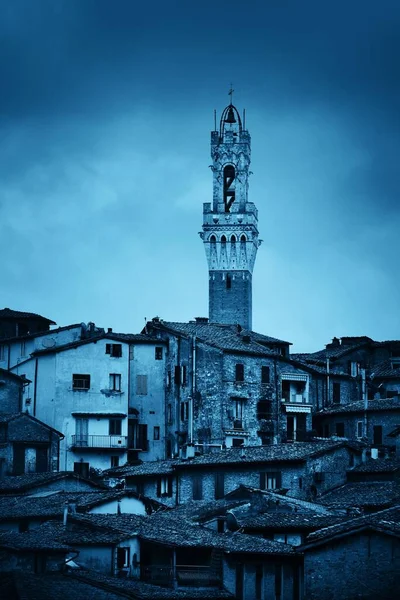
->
[140, 565, 220, 588]
[71, 435, 128, 449]
[282, 394, 309, 404]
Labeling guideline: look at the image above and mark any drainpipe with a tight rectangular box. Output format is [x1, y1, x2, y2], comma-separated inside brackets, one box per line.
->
[326, 358, 330, 406]
[33, 358, 38, 417]
[274, 358, 279, 442]
[361, 368, 368, 439]
[189, 336, 196, 445]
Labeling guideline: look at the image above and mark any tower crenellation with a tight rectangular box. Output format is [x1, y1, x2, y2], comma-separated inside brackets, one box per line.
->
[200, 101, 261, 330]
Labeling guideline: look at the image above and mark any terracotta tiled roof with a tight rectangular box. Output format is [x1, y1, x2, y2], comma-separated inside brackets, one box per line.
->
[69, 513, 295, 554]
[0, 490, 160, 520]
[350, 457, 400, 474]
[173, 441, 359, 468]
[370, 359, 400, 379]
[145, 320, 288, 356]
[238, 512, 349, 531]
[0, 528, 72, 551]
[317, 481, 400, 509]
[107, 459, 178, 477]
[302, 505, 400, 546]
[0, 472, 104, 493]
[315, 397, 400, 415]
[68, 571, 235, 599]
[32, 332, 163, 356]
[0, 308, 56, 324]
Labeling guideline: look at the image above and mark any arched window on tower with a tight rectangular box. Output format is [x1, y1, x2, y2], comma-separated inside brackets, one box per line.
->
[210, 235, 216, 244]
[223, 165, 236, 213]
[221, 235, 227, 245]
[226, 274, 232, 290]
[230, 234, 236, 243]
[240, 234, 247, 243]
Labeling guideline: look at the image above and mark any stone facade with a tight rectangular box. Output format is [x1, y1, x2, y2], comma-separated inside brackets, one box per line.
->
[302, 529, 400, 600]
[200, 103, 261, 330]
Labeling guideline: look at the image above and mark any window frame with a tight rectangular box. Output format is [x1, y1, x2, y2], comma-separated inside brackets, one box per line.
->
[72, 374, 91, 390]
[155, 346, 163, 360]
[153, 426, 160, 441]
[235, 363, 244, 383]
[136, 374, 148, 395]
[109, 419, 122, 436]
[261, 366, 270, 384]
[109, 373, 122, 392]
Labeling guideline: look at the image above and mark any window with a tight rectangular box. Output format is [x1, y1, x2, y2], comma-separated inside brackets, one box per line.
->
[174, 365, 181, 385]
[106, 343, 122, 358]
[167, 404, 172, 424]
[72, 374, 90, 390]
[111, 456, 119, 468]
[74, 461, 89, 478]
[215, 472, 225, 499]
[261, 366, 270, 384]
[117, 547, 130, 569]
[154, 426, 160, 441]
[137, 424, 148, 450]
[217, 518, 225, 533]
[155, 347, 163, 360]
[232, 438, 244, 447]
[226, 274, 232, 289]
[157, 476, 173, 497]
[20, 341, 26, 357]
[255, 565, 263, 600]
[373, 425, 383, 446]
[257, 400, 272, 419]
[349, 361, 359, 377]
[192, 475, 203, 500]
[109, 419, 122, 436]
[332, 382, 341, 404]
[233, 398, 244, 428]
[260, 471, 281, 490]
[336, 422, 345, 437]
[109, 373, 121, 391]
[167, 370, 171, 388]
[182, 365, 187, 387]
[0, 345, 5, 361]
[136, 375, 148, 395]
[357, 421, 363, 438]
[235, 363, 244, 382]
[180, 402, 189, 422]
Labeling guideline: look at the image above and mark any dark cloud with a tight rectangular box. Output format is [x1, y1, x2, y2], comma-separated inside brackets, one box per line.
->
[1, 0, 400, 350]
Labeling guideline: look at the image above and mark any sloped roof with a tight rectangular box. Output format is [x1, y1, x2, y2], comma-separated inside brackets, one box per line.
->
[0, 412, 63, 438]
[317, 481, 400, 509]
[370, 359, 400, 379]
[0, 368, 30, 383]
[350, 457, 400, 474]
[173, 441, 359, 469]
[32, 332, 163, 356]
[0, 308, 56, 324]
[0, 471, 104, 493]
[70, 513, 295, 555]
[238, 512, 349, 531]
[67, 570, 235, 599]
[302, 505, 400, 547]
[107, 459, 178, 478]
[0, 490, 161, 521]
[0, 528, 72, 552]
[0, 323, 82, 344]
[145, 320, 289, 357]
[315, 397, 400, 415]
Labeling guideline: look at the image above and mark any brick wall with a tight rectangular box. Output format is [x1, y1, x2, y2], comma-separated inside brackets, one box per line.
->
[303, 531, 400, 600]
[209, 271, 252, 330]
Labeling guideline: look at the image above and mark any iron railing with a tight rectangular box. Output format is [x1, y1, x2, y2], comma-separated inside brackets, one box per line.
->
[71, 435, 127, 449]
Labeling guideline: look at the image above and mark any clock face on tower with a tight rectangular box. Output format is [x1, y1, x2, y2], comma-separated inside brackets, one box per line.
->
[223, 165, 235, 212]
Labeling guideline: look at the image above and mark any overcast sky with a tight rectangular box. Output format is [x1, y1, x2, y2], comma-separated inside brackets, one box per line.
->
[1, 0, 399, 351]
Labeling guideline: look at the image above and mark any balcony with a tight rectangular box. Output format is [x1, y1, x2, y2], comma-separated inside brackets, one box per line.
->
[140, 565, 221, 588]
[71, 435, 128, 449]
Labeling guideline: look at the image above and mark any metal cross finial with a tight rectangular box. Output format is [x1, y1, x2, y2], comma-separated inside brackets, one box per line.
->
[228, 84, 234, 104]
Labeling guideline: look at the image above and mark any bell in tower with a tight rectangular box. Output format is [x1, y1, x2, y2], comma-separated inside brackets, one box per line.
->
[199, 98, 261, 331]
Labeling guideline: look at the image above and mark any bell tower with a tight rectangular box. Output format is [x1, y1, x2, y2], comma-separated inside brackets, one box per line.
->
[200, 99, 261, 330]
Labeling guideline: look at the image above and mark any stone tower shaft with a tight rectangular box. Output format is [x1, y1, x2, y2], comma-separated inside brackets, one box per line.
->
[200, 103, 261, 330]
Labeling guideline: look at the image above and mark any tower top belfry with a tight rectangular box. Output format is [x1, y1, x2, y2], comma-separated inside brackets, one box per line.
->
[200, 100, 261, 330]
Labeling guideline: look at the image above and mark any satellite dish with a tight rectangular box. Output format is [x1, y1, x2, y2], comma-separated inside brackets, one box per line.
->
[42, 338, 56, 348]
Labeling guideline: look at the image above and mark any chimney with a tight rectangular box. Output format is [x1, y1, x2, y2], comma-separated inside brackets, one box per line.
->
[107, 328, 113, 333]
[195, 317, 209, 324]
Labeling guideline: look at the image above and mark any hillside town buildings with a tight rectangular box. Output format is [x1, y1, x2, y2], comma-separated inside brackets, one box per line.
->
[1, 101, 400, 599]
